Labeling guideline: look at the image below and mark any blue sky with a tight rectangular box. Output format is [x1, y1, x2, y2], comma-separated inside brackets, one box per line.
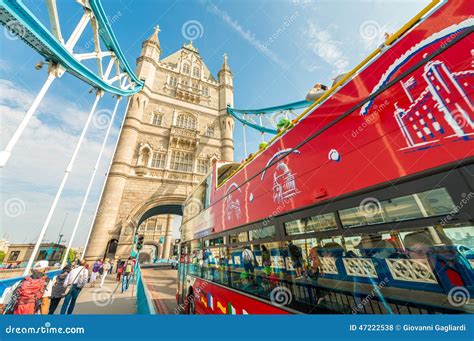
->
[0, 0, 430, 247]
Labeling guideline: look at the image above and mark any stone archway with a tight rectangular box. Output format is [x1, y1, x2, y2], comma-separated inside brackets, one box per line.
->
[114, 195, 186, 259]
[138, 243, 160, 264]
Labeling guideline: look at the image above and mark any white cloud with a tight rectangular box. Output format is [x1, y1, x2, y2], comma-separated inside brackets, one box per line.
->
[206, 3, 288, 69]
[305, 23, 350, 75]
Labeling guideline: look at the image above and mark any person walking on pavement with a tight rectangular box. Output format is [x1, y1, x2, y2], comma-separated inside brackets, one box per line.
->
[48, 265, 71, 314]
[100, 259, 111, 288]
[6, 260, 50, 315]
[121, 258, 134, 293]
[115, 258, 122, 274]
[60, 261, 89, 314]
[90, 260, 102, 288]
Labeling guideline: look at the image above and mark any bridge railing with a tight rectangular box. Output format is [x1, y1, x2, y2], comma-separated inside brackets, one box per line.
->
[0, 269, 63, 310]
[135, 266, 156, 315]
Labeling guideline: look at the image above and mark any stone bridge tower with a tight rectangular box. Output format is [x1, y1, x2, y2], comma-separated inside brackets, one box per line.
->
[85, 26, 234, 261]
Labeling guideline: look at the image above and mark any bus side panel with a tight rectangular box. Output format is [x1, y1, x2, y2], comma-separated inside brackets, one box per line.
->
[191, 277, 289, 314]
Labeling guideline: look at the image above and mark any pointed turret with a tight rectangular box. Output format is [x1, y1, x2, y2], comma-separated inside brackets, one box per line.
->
[146, 25, 162, 48]
[136, 25, 162, 87]
[218, 53, 234, 161]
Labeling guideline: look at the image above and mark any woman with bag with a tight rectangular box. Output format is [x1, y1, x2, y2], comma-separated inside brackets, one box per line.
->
[48, 265, 71, 314]
[60, 261, 89, 314]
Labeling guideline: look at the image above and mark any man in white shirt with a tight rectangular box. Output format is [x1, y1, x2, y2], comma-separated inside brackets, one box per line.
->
[100, 260, 111, 288]
[60, 260, 89, 314]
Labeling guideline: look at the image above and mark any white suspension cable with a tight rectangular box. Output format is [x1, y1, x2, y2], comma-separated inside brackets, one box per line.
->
[81, 96, 131, 260]
[24, 90, 103, 275]
[259, 114, 265, 143]
[61, 96, 121, 267]
[0, 73, 55, 168]
[243, 124, 248, 157]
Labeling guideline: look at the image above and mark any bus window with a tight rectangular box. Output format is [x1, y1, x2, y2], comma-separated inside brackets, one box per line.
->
[206, 236, 224, 246]
[442, 223, 474, 249]
[284, 213, 337, 235]
[285, 238, 319, 279]
[229, 231, 248, 244]
[339, 188, 457, 228]
[249, 225, 276, 241]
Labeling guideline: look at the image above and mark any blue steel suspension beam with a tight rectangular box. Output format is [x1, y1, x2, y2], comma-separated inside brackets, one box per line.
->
[0, 0, 143, 96]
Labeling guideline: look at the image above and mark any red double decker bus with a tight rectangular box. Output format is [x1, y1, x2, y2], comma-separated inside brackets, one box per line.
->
[177, 0, 474, 314]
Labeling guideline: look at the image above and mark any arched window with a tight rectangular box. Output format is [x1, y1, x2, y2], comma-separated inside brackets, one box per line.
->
[151, 152, 166, 169]
[182, 63, 190, 75]
[206, 125, 215, 137]
[170, 151, 194, 172]
[168, 76, 178, 87]
[152, 113, 163, 126]
[193, 67, 200, 78]
[176, 114, 197, 130]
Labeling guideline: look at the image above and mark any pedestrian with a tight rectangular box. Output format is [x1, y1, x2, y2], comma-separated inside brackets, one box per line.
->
[308, 246, 323, 281]
[109, 259, 115, 274]
[115, 258, 122, 274]
[261, 245, 272, 276]
[242, 246, 255, 278]
[116, 261, 124, 282]
[121, 258, 134, 293]
[100, 259, 111, 288]
[48, 265, 71, 314]
[5, 260, 50, 315]
[288, 241, 304, 278]
[90, 259, 102, 288]
[60, 261, 89, 314]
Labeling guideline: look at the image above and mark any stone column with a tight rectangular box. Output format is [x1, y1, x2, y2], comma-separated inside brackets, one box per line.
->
[84, 94, 147, 261]
[161, 215, 173, 259]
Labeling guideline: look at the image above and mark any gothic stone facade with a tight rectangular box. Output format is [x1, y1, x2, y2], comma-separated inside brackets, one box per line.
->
[85, 27, 234, 261]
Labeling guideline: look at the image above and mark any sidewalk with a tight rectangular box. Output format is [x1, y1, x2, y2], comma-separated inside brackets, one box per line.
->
[55, 273, 136, 314]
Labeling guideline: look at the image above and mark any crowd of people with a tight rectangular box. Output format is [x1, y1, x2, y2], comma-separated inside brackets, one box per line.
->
[0, 256, 137, 315]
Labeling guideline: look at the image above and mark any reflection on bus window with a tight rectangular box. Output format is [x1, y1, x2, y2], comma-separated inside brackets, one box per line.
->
[339, 188, 456, 228]
[284, 213, 337, 235]
[249, 225, 276, 241]
[229, 231, 248, 243]
[443, 223, 474, 249]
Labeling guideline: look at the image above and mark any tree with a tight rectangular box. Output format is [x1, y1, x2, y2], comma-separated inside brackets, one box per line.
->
[0, 251, 5, 263]
[67, 249, 76, 263]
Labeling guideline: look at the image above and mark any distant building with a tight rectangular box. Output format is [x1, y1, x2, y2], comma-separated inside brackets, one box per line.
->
[3, 243, 66, 265]
[0, 239, 9, 253]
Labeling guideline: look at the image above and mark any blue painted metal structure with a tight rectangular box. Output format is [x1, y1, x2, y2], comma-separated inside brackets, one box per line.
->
[0, 0, 143, 96]
[0, 269, 62, 296]
[227, 100, 312, 134]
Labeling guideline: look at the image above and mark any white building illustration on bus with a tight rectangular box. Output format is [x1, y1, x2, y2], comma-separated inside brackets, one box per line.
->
[394, 60, 473, 150]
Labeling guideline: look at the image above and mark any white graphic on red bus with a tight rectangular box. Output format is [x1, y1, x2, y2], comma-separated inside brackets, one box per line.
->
[394, 61, 473, 149]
